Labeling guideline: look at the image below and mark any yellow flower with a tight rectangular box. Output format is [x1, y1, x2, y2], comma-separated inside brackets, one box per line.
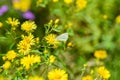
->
[3, 61, 11, 69]
[45, 34, 59, 46]
[35, 37, 40, 44]
[64, 0, 73, 4]
[12, 0, 21, 10]
[49, 55, 56, 63]
[53, 0, 59, 2]
[76, 0, 87, 11]
[17, 40, 31, 55]
[49, 20, 53, 25]
[103, 15, 108, 19]
[116, 15, 120, 23]
[20, 55, 41, 70]
[67, 42, 73, 47]
[43, 49, 48, 54]
[83, 64, 88, 68]
[94, 50, 107, 59]
[6, 50, 17, 61]
[2, 56, 6, 61]
[34, 55, 41, 63]
[21, 21, 37, 32]
[22, 33, 35, 46]
[17, 34, 35, 55]
[0, 22, 3, 28]
[28, 76, 44, 80]
[97, 66, 111, 79]
[90, 69, 94, 74]
[65, 22, 73, 28]
[55, 19, 60, 24]
[82, 75, 93, 80]
[48, 69, 68, 80]
[12, 0, 32, 12]
[6, 17, 20, 29]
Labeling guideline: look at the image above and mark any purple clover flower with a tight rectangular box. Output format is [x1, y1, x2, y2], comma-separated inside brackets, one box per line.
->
[0, 5, 8, 16]
[22, 11, 35, 20]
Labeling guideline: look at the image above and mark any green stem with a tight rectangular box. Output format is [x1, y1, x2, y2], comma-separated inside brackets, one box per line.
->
[41, 65, 49, 76]
[79, 68, 86, 80]
[56, 55, 75, 80]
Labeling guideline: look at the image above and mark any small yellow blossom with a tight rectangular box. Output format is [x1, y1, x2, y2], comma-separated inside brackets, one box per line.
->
[53, 0, 59, 2]
[0, 22, 3, 28]
[17, 34, 35, 55]
[65, 22, 73, 28]
[28, 76, 44, 80]
[22, 33, 35, 46]
[68, 22, 73, 27]
[3, 61, 11, 69]
[6, 17, 20, 30]
[82, 75, 93, 80]
[64, 0, 73, 4]
[49, 19, 53, 25]
[17, 40, 31, 55]
[43, 49, 48, 54]
[20, 55, 41, 70]
[90, 69, 94, 74]
[34, 55, 41, 63]
[116, 15, 120, 23]
[103, 15, 108, 19]
[49, 55, 56, 63]
[35, 37, 40, 44]
[84, 64, 88, 68]
[48, 69, 68, 80]
[45, 34, 59, 46]
[21, 21, 37, 32]
[97, 66, 111, 79]
[6, 50, 17, 61]
[67, 42, 73, 47]
[55, 19, 60, 24]
[94, 50, 107, 59]
[76, 0, 87, 11]
[2, 56, 6, 61]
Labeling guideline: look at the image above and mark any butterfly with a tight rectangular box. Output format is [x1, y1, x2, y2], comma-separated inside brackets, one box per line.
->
[56, 33, 68, 41]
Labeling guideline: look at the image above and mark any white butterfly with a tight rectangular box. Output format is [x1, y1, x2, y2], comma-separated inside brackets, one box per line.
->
[56, 33, 68, 41]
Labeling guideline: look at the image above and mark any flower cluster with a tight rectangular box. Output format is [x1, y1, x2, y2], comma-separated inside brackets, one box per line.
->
[0, 18, 68, 80]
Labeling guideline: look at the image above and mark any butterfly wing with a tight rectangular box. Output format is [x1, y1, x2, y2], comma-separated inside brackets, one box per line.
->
[56, 33, 68, 41]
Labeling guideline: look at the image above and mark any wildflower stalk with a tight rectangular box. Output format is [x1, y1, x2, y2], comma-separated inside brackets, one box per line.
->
[56, 55, 75, 79]
[41, 65, 49, 76]
[94, 75, 101, 80]
[79, 68, 86, 80]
